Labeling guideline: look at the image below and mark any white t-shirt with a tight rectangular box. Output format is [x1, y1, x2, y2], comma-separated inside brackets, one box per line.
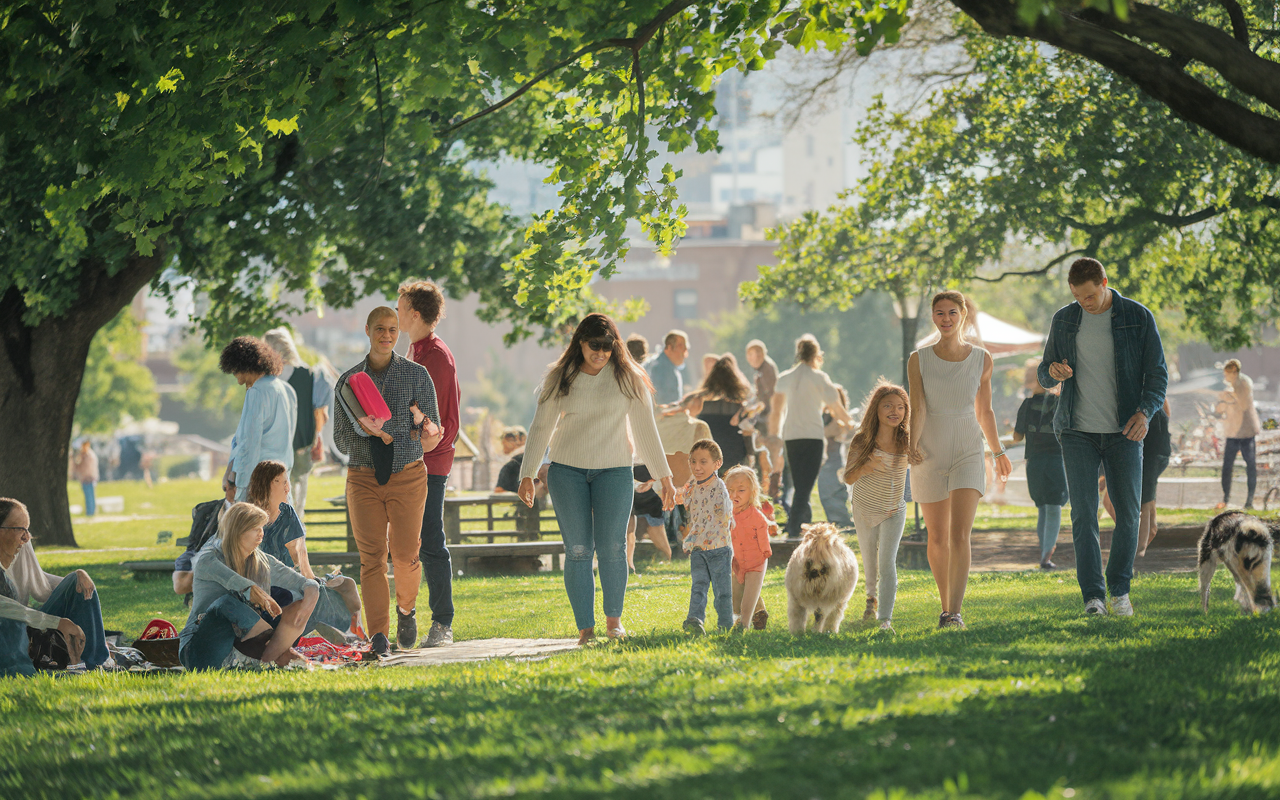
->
[775, 363, 842, 441]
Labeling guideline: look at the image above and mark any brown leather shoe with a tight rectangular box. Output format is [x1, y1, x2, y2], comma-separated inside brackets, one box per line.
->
[751, 609, 768, 630]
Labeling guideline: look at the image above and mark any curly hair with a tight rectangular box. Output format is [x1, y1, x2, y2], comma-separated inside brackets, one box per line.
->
[219, 336, 282, 376]
[795, 334, 821, 365]
[398, 279, 445, 326]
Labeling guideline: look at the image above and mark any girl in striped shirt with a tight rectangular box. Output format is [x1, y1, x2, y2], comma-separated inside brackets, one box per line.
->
[842, 381, 911, 631]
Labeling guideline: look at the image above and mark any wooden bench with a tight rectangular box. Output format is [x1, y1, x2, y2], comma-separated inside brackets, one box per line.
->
[442, 495, 547, 544]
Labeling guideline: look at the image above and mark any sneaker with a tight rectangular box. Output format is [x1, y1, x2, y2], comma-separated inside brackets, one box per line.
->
[419, 621, 453, 648]
[878, 619, 895, 632]
[751, 609, 769, 630]
[1111, 594, 1134, 617]
[1040, 560, 1057, 570]
[1084, 598, 1108, 616]
[370, 632, 391, 656]
[606, 624, 627, 640]
[937, 612, 951, 629]
[863, 596, 878, 621]
[683, 618, 706, 636]
[396, 607, 417, 650]
[944, 613, 966, 630]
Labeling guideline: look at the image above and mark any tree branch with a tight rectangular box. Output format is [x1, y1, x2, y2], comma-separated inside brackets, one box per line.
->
[1216, 0, 1249, 46]
[970, 248, 1086, 282]
[440, 0, 699, 136]
[949, 0, 1280, 164]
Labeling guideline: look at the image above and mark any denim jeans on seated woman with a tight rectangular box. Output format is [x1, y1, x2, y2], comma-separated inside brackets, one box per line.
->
[179, 594, 266, 670]
[546, 463, 634, 630]
[41, 573, 109, 668]
[0, 617, 35, 677]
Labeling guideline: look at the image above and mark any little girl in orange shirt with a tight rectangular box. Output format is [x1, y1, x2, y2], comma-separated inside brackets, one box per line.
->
[726, 465, 773, 631]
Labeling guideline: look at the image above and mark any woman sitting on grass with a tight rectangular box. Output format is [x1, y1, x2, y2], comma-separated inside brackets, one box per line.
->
[179, 502, 319, 670]
[246, 460, 362, 637]
[0, 497, 109, 673]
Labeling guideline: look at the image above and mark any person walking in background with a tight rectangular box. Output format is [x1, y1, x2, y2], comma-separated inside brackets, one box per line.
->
[1139, 400, 1173, 556]
[1039, 259, 1168, 617]
[678, 439, 733, 635]
[493, 427, 527, 494]
[334, 307, 443, 655]
[771, 335, 853, 536]
[263, 328, 332, 518]
[519, 314, 674, 645]
[1012, 358, 1068, 570]
[1216, 358, 1261, 509]
[72, 440, 99, 517]
[842, 381, 910, 632]
[909, 292, 1011, 629]
[220, 336, 297, 504]
[817, 386, 855, 530]
[667, 354, 754, 474]
[745, 340, 783, 495]
[398, 279, 460, 648]
[646, 330, 688, 406]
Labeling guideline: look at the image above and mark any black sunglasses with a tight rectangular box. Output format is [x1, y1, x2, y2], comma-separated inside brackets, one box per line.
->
[585, 337, 615, 352]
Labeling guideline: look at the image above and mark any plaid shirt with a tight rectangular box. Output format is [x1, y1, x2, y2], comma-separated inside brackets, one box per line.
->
[334, 353, 440, 474]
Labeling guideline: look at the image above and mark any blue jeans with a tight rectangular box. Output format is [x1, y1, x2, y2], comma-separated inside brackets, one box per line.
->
[1036, 505, 1062, 562]
[179, 594, 265, 671]
[418, 473, 454, 626]
[1061, 431, 1142, 602]
[687, 546, 733, 629]
[547, 463, 633, 630]
[818, 449, 853, 529]
[81, 482, 96, 516]
[41, 574, 109, 668]
[1222, 437, 1257, 505]
[0, 618, 35, 677]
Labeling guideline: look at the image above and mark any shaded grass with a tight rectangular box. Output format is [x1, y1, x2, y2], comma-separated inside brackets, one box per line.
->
[3, 559, 1280, 799]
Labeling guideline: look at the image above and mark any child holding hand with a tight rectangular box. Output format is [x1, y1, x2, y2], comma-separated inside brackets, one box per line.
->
[842, 380, 911, 631]
[725, 465, 773, 631]
[677, 439, 733, 634]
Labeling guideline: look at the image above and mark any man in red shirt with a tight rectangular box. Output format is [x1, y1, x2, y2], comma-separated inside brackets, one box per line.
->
[397, 280, 459, 646]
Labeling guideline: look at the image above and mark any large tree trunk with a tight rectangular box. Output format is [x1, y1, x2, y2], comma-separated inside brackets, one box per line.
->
[0, 252, 165, 546]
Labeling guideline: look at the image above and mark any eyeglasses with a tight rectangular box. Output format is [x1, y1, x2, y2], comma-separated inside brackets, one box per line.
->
[586, 338, 614, 352]
[0, 526, 30, 536]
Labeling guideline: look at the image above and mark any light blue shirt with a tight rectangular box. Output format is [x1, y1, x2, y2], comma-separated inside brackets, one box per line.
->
[230, 374, 297, 501]
[645, 352, 684, 406]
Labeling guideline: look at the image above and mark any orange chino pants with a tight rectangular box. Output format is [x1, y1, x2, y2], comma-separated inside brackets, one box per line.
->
[346, 460, 428, 637]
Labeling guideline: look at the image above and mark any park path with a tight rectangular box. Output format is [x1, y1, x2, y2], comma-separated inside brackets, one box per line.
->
[963, 526, 1199, 573]
[376, 637, 580, 668]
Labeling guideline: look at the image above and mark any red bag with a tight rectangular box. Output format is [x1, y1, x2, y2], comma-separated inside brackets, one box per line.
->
[347, 372, 392, 421]
[140, 618, 177, 640]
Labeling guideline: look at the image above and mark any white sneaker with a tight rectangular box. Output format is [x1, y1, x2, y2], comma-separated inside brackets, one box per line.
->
[1085, 598, 1108, 616]
[1111, 594, 1134, 617]
[878, 619, 895, 632]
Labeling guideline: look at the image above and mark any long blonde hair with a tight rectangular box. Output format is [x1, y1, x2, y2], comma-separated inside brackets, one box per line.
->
[220, 503, 269, 582]
[843, 379, 910, 480]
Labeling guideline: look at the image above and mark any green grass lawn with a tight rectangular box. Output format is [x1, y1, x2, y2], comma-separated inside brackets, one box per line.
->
[13, 477, 1264, 798]
[4, 552, 1280, 798]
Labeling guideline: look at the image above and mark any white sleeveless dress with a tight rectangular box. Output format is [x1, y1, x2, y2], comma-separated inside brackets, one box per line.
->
[910, 345, 988, 503]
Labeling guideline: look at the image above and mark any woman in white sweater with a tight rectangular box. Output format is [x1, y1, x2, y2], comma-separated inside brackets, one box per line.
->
[519, 314, 675, 644]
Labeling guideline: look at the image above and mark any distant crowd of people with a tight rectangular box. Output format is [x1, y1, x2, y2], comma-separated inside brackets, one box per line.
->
[3, 257, 1270, 675]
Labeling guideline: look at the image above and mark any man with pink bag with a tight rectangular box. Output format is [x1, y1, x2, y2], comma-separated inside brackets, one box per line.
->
[334, 307, 442, 655]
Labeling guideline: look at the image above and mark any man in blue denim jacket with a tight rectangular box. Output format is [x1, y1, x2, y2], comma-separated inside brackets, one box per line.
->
[1038, 259, 1167, 618]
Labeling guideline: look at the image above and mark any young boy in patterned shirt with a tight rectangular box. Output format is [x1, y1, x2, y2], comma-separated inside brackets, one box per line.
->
[677, 439, 733, 634]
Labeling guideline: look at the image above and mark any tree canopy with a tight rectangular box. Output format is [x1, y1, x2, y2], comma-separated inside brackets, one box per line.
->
[747, 24, 1280, 350]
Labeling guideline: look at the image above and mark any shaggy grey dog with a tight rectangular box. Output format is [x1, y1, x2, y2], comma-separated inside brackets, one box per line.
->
[1197, 511, 1276, 614]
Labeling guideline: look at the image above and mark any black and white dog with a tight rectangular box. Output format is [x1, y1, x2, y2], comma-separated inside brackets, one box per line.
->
[1197, 511, 1278, 614]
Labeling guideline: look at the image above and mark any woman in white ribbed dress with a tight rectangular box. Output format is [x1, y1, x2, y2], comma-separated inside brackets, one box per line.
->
[518, 314, 675, 645]
[908, 291, 1011, 629]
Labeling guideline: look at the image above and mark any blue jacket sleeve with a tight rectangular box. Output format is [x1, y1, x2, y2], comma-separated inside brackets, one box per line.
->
[1137, 309, 1168, 421]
